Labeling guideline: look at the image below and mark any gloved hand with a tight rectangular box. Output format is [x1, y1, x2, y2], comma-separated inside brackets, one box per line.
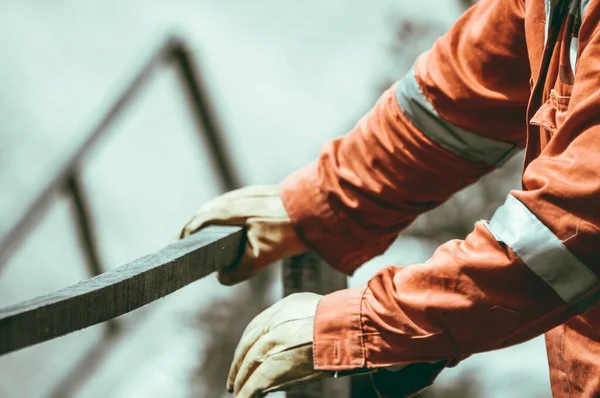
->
[227, 293, 327, 397]
[178, 185, 306, 285]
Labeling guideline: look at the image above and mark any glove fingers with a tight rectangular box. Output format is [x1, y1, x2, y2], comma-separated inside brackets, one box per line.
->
[232, 314, 316, 395]
[236, 344, 316, 398]
[218, 220, 307, 286]
[217, 240, 263, 286]
[228, 294, 321, 396]
[178, 185, 283, 239]
[178, 191, 249, 239]
[227, 297, 295, 392]
[226, 299, 281, 392]
[178, 212, 209, 239]
[178, 207, 237, 239]
[231, 337, 266, 396]
[217, 260, 261, 286]
[178, 198, 279, 240]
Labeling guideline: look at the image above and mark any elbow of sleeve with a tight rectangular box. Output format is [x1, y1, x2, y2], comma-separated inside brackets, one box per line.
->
[280, 163, 391, 274]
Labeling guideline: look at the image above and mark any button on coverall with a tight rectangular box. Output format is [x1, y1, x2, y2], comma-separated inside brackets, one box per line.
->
[280, 0, 600, 396]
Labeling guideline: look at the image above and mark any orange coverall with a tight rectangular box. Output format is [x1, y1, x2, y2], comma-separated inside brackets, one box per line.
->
[280, 0, 600, 396]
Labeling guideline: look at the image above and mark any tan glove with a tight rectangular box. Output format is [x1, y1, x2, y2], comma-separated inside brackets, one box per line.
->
[178, 185, 306, 285]
[227, 293, 328, 397]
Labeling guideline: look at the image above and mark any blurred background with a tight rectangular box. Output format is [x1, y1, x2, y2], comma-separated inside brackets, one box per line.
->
[0, 0, 552, 397]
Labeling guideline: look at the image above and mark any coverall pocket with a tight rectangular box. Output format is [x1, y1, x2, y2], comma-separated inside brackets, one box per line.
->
[530, 89, 571, 135]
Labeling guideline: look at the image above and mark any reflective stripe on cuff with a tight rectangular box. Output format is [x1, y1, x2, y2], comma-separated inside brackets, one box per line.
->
[485, 194, 599, 303]
[395, 68, 518, 166]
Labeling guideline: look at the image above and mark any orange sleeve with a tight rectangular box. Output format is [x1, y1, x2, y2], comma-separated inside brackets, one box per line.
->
[306, 2, 600, 396]
[281, 0, 530, 275]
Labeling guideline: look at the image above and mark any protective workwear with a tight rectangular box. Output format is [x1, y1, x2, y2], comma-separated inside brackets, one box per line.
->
[278, 0, 600, 396]
[226, 293, 325, 397]
[179, 185, 306, 285]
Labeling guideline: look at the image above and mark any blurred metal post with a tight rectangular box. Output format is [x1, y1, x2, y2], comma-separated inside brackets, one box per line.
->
[283, 252, 351, 398]
[47, 174, 122, 398]
[169, 38, 240, 192]
[66, 174, 105, 279]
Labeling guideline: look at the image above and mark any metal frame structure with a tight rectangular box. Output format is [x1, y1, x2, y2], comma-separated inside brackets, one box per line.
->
[0, 35, 239, 273]
[0, 35, 351, 398]
[0, 35, 239, 397]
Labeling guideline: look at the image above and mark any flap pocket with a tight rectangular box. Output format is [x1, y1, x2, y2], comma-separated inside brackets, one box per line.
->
[530, 90, 571, 134]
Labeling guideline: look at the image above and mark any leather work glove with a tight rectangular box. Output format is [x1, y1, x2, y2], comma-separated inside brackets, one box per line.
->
[227, 293, 327, 397]
[178, 185, 307, 285]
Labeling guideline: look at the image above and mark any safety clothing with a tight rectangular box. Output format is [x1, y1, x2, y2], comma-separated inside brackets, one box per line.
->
[179, 185, 306, 285]
[279, 0, 600, 396]
[226, 293, 326, 398]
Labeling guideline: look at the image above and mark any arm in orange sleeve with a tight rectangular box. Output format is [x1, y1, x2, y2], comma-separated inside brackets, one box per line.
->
[286, 0, 600, 393]
[281, 0, 529, 275]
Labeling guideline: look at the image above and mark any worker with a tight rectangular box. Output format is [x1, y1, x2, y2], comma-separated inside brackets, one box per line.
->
[179, 0, 600, 396]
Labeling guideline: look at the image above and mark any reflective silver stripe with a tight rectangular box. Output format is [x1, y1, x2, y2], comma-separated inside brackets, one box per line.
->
[485, 194, 599, 303]
[567, 1, 581, 75]
[581, 0, 590, 17]
[544, 0, 559, 44]
[395, 68, 518, 166]
[570, 36, 578, 74]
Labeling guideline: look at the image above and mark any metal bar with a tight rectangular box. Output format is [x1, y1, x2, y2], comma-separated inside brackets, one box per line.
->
[169, 39, 240, 191]
[66, 174, 104, 278]
[283, 253, 350, 398]
[0, 225, 244, 356]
